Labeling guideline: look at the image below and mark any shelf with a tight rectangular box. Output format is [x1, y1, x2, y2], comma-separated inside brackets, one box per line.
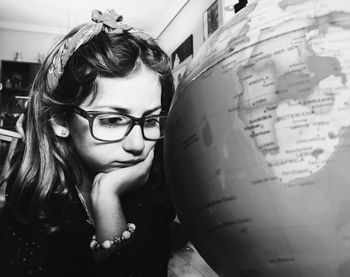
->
[1, 60, 40, 130]
[1, 60, 40, 90]
[2, 88, 29, 94]
[0, 128, 22, 141]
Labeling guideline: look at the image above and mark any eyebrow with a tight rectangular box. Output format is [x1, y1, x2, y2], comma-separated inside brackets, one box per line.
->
[91, 105, 162, 115]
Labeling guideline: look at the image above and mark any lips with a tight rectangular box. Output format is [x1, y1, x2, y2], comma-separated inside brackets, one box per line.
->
[112, 159, 144, 167]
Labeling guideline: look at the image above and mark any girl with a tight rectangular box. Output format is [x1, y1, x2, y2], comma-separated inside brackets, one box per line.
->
[0, 9, 175, 277]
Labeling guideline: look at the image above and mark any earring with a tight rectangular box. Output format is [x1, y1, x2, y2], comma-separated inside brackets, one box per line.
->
[55, 126, 69, 138]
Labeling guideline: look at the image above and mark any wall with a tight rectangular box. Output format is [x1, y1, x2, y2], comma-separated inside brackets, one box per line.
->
[1, 0, 218, 66]
[0, 28, 62, 64]
[157, 0, 218, 57]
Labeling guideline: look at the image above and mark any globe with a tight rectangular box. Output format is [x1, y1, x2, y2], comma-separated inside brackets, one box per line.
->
[164, 0, 350, 276]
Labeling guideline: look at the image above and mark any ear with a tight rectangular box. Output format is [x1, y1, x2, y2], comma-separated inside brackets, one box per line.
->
[51, 120, 70, 138]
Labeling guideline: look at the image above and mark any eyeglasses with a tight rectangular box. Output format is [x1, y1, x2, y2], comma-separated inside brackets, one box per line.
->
[72, 106, 167, 142]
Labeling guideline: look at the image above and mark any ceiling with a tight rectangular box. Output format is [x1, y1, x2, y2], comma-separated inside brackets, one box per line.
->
[0, 0, 189, 38]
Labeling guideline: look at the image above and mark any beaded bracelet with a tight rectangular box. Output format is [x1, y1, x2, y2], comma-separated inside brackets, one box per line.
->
[90, 223, 136, 250]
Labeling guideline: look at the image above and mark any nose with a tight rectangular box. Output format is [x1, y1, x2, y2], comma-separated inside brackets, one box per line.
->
[122, 125, 145, 154]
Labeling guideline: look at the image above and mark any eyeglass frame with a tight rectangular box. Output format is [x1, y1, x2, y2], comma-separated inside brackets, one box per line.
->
[71, 105, 167, 142]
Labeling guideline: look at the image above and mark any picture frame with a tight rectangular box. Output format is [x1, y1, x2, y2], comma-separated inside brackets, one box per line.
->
[221, 0, 248, 23]
[171, 35, 194, 89]
[203, 0, 219, 41]
[171, 35, 193, 69]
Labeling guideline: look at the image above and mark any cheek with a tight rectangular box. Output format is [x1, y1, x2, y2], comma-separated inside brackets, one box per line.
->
[70, 126, 94, 158]
[145, 140, 157, 152]
[69, 118, 104, 169]
[73, 141, 118, 172]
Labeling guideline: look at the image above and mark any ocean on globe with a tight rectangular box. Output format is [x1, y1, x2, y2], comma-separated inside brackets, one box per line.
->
[164, 0, 350, 276]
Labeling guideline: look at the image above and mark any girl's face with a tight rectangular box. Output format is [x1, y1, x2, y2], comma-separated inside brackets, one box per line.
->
[68, 66, 161, 174]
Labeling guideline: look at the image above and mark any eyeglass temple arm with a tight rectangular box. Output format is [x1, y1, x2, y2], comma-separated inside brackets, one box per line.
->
[73, 106, 89, 118]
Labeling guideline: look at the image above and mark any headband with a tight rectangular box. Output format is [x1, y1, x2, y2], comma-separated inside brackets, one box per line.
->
[47, 9, 132, 90]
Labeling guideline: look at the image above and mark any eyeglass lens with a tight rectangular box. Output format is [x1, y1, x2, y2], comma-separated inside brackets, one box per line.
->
[92, 114, 166, 141]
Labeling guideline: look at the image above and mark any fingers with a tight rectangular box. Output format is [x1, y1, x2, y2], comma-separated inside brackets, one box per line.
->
[92, 148, 155, 196]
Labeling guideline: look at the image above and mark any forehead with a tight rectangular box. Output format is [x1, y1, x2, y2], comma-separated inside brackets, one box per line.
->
[81, 66, 162, 114]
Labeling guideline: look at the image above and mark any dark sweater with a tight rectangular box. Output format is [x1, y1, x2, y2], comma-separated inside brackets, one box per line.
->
[0, 183, 175, 277]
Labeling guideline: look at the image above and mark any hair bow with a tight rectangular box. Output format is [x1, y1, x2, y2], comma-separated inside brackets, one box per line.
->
[47, 9, 132, 91]
[91, 9, 132, 34]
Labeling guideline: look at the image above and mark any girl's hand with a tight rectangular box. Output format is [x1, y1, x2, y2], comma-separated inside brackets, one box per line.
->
[91, 148, 154, 202]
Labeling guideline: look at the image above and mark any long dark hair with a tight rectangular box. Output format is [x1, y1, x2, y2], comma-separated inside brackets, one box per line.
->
[3, 24, 174, 233]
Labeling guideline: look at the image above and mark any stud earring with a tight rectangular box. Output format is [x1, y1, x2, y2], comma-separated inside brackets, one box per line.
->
[60, 128, 68, 137]
[54, 126, 69, 138]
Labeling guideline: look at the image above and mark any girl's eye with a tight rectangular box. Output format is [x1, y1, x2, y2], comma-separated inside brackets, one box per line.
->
[97, 115, 129, 127]
[144, 117, 160, 128]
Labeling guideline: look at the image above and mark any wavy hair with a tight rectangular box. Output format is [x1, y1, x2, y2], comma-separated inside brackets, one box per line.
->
[3, 25, 174, 233]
